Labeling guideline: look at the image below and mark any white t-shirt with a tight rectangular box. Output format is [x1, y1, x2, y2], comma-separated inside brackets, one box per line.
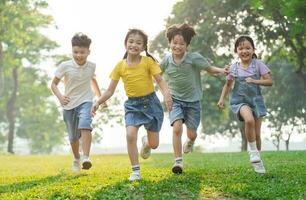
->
[55, 59, 96, 110]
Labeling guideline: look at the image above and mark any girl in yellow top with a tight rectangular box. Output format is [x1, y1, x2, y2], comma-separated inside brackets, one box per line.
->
[92, 29, 172, 181]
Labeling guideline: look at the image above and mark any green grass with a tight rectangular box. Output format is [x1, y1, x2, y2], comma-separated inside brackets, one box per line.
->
[0, 151, 305, 200]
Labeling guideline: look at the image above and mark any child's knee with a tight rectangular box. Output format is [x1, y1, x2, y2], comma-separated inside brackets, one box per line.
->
[126, 132, 137, 143]
[173, 125, 183, 136]
[244, 118, 255, 127]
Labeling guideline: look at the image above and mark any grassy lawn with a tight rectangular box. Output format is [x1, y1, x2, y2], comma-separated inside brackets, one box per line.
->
[0, 151, 305, 199]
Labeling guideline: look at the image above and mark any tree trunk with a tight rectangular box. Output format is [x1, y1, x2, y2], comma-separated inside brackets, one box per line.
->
[285, 132, 292, 151]
[273, 135, 280, 151]
[6, 67, 18, 154]
[285, 140, 289, 151]
[240, 122, 247, 151]
[296, 68, 306, 86]
[0, 42, 3, 97]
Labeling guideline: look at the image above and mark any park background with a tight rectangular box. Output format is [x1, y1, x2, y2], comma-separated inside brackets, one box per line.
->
[0, 0, 305, 155]
[0, 1, 305, 199]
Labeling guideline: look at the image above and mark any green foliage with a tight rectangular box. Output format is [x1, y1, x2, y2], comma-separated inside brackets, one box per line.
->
[265, 58, 306, 148]
[151, 0, 306, 141]
[250, 0, 306, 75]
[0, 0, 62, 153]
[0, 151, 305, 199]
[16, 68, 65, 154]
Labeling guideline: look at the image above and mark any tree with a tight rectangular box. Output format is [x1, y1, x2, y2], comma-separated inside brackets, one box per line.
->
[265, 58, 306, 151]
[0, 0, 58, 153]
[251, 0, 306, 85]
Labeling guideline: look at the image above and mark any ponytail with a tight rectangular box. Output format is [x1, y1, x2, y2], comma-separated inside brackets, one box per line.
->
[123, 51, 128, 59]
[144, 47, 157, 63]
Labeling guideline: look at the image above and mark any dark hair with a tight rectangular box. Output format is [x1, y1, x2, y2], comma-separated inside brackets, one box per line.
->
[123, 28, 156, 61]
[166, 23, 196, 46]
[234, 35, 257, 58]
[71, 32, 91, 48]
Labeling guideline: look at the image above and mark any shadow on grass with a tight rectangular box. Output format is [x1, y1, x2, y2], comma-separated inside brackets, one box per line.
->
[91, 172, 203, 200]
[0, 173, 87, 194]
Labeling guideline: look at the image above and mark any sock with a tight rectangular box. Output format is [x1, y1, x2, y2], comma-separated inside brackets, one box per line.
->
[175, 157, 183, 164]
[74, 154, 80, 160]
[248, 141, 257, 151]
[82, 155, 89, 160]
[131, 165, 140, 174]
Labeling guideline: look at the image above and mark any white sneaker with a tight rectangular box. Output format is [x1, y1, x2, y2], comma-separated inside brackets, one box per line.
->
[128, 172, 141, 181]
[252, 161, 266, 174]
[249, 150, 261, 163]
[82, 158, 92, 170]
[172, 162, 183, 174]
[72, 159, 81, 173]
[140, 135, 151, 159]
[183, 139, 194, 154]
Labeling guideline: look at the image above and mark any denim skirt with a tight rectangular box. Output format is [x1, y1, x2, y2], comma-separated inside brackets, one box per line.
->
[124, 92, 164, 132]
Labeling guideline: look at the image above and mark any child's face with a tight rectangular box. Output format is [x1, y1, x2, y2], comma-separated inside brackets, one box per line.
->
[125, 33, 144, 56]
[170, 34, 187, 57]
[72, 46, 90, 65]
[236, 40, 254, 63]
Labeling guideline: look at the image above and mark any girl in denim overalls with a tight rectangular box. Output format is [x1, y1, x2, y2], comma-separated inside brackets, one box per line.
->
[92, 29, 173, 181]
[218, 36, 273, 173]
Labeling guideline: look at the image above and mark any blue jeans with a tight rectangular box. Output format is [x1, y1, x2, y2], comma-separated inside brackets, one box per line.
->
[169, 98, 201, 131]
[124, 92, 164, 132]
[63, 102, 93, 143]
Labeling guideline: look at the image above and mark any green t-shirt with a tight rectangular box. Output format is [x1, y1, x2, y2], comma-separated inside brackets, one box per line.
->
[160, 52, 209, 102]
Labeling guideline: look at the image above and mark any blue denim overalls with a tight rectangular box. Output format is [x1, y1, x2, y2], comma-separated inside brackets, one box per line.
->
[230, 59, 267, 121]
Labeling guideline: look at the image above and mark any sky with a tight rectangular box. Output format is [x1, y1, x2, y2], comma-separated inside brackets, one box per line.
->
[45, 0, 177, 83]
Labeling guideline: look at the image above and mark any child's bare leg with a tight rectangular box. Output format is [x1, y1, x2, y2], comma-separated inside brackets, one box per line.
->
[172, 120, 183, 158]
[126, 126, 139, 166]
[70, 140, 80, 159]
[183, 128, 197, 154]
[239, 105, 256, 143]
[240, 105, 262, 164]
[146, 130, 159, 149]
[186, 128, 197, 141]
[81, 129, 92, 157]
[254, 118, 262, 151]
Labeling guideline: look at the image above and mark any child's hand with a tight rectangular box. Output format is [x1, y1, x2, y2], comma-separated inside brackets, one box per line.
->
[164, 94, 173, 112]
[223, 65, 230, 75]
[59, 96, 70, 105]
[217, 99, 225, 109]
[245, 77, 254, 83]
[91, 102, 100, 116]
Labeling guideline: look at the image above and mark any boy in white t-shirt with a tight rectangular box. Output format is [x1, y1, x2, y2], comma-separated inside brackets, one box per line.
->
[51, 33, 101, 172]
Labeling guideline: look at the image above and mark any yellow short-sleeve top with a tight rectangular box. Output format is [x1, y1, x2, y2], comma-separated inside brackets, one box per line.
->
[110, 56, 162, 97]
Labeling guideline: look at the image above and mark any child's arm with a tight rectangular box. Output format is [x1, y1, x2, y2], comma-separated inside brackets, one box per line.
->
[91, 80, 118, 116]
[217, 79, 233, 109]
[153, 74, 173, 112]
[50, 77, 70, 105]
[206, 65, 230, 75]
[245, 73, 273, 86]
[91, 76, 102, 97]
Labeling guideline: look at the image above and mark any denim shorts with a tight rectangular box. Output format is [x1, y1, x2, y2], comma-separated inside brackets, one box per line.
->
[63, 102, 93, 143]
[169, 98, 201, 131]
[124, 92, 164, 132]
